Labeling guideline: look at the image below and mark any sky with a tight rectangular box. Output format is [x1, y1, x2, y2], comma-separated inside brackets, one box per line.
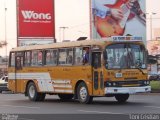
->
[0, 0, 160, 56]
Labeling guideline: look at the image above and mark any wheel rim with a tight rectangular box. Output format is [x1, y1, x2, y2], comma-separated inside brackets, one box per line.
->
[79, 86, 87, 101]
[29, 85, 35, 98]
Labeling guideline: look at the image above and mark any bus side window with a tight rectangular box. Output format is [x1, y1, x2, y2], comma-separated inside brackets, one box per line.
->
[59, 49, 67, 65]
[66, 48, 73, 65]
[10, 52, 15, 67]
[16, 57, 22, 70]
[38, 51, 43, 65]
[74, 47, 83, 65]
[52, 50, 58, 65]
[31, 51, 42, 66]
[45, 50, 51, 65]
[24, 51, 31, 66]
[31, 51, 37, 66]
[45, 49, 57, 66]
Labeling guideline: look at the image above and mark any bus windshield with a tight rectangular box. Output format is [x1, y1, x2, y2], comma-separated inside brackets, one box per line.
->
[105, 43, 146, 69]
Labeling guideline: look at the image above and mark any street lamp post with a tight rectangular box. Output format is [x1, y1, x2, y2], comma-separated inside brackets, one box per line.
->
[59, 27, 68, 42]
[4, 3, 8, 70]
[146, 12, 157, 40]
[150, 12, 157, 40]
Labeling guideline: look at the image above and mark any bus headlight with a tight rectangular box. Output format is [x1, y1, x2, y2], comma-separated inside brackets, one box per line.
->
[143, 81, 150, 85]
[144, 81, 147, 85]
[108, 83, 112, 86]
[113, 82, 116, 86]
[106, 82, 112, 87]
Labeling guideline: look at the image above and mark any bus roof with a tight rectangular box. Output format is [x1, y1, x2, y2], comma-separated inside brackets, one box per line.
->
[10, 39, 144, 52]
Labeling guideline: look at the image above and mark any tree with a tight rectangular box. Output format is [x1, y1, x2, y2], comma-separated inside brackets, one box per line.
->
[0, 41, 7, 48]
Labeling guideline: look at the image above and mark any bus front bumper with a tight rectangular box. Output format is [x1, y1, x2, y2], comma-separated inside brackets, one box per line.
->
[105, 86, 151, 94]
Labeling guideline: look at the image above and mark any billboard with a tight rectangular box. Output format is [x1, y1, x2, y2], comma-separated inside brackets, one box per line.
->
[90, 0, 146, 42]
[17, 0, 55, 46]
[147, 40, 160, 55]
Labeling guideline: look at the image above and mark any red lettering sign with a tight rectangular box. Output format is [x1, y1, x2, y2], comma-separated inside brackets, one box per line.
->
[18, 0, 55, 37]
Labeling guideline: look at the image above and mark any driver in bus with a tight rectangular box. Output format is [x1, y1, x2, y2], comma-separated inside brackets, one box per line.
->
[108, 57, 115, 68]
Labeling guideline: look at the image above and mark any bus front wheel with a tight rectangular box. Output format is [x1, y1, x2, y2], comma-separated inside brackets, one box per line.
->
[77, 82, 93, 104]
[27, 82, 46, 101]
[115, 94, 129, 103]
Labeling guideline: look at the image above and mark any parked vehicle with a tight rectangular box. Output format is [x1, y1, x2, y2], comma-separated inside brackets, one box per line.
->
[148, 74, 159, 81]
[0, 76, 9, 93]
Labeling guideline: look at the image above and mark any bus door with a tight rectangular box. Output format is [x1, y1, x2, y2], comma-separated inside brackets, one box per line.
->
[15, 55, 23, 92]
[92, 52, 104, 96]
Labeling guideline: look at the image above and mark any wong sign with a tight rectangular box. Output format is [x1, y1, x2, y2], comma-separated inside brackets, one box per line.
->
[17, 0, 55, 46]
[90, 0, 146, 42]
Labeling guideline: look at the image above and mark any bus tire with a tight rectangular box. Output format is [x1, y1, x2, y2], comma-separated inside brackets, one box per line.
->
[77, 82, 93, 104]
[115, 94, 129, 103]
[38, 93, 46, 101]
[27, 82, 45, 101]
[58, 94, 73, 100]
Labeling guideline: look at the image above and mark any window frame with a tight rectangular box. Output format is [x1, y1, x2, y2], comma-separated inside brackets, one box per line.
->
[30, 50, 43, 67]
[73, 47, 83, 66]
[82, 46, 91, 65]
[24, 51, 31, 67]
[44, 49, 58, 66]
[9, 52, 15, 67]
[58, 48, 74, 66]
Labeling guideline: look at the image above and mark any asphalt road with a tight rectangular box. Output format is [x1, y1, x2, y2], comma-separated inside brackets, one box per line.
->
[0, 92, 160, 120]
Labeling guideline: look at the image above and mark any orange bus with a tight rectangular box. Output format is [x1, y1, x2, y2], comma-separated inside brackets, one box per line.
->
[8, 39, 151, 103]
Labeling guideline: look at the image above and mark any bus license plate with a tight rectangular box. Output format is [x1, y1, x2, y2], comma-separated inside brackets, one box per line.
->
[115, 73, 122, 78]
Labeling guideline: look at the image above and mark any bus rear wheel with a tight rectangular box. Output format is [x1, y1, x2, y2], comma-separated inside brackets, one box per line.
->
[27, 82, 46, 101]
[58, 94, 73, 100]
[77, 82, 93, 104]
[115, 94, 129, 103]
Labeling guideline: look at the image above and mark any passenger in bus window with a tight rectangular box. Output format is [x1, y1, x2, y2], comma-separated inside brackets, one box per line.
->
[127, 50, 135, 67]
[108, 57, 115, 68]
[119, 52, 128, 68]
[83, 47, 90, 64]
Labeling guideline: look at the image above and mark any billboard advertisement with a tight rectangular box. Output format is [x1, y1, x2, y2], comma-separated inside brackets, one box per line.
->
[90, 0, 146, 42]
[17, 0, 55, 46]
[147, 40, 160, 55]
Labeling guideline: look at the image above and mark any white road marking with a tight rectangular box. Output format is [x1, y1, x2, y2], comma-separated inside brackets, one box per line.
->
[78, 110, 124, 114]
[1, 105, 40, 109]
[5, 99, 23, 101]
[144, 106, 160, 109]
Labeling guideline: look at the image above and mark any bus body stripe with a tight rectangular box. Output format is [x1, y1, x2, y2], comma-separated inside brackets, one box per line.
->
[8, 73, 53, 92]
[8, 73, 73, 93]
